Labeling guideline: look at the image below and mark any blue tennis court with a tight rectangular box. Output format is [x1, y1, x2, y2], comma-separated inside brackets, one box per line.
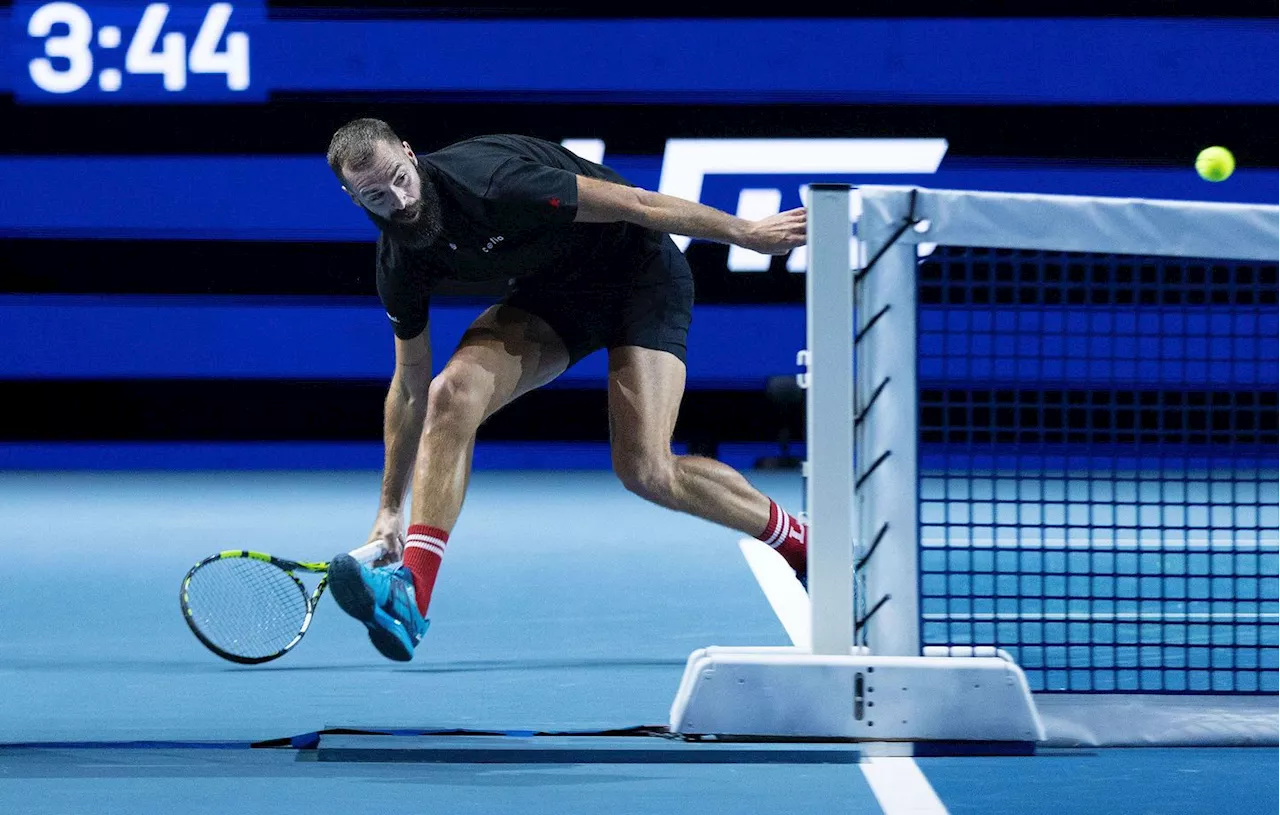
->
[4, 6, 1278, 813]
[1, 470, 1274, 814]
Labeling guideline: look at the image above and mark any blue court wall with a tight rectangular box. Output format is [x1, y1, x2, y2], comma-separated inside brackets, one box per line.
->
[0, 296, 802, 388]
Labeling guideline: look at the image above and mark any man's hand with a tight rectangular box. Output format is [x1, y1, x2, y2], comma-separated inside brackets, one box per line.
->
[366, 515, 405, 567]
[739, 207, 807, 255]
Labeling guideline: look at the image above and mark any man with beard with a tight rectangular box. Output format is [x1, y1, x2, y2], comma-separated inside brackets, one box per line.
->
[323, 118, 811, 661]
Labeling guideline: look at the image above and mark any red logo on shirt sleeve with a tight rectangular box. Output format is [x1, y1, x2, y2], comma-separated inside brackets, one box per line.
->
[547, 197, 560, 208]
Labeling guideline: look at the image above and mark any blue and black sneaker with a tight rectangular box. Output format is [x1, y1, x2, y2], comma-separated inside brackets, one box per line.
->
[327, 555, 429, 662]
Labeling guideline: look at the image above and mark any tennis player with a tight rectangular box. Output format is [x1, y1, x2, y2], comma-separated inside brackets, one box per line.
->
[324, 119, 810, 661]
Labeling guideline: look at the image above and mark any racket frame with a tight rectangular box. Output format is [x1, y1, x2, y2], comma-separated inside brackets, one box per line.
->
[179, 550, 331, 665]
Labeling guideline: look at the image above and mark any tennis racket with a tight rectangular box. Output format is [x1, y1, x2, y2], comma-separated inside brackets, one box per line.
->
[180, 540, 389, 665]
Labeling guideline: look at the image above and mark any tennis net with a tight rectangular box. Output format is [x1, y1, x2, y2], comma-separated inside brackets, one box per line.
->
[916, 246, 1277, 693]
[830, 186, 1278, 697]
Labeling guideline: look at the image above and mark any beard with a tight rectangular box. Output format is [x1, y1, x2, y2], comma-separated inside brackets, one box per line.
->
[364, 161, 443, 249]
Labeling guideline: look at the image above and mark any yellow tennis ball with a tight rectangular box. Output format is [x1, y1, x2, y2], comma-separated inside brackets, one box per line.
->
[1196, 146, 1235, 182]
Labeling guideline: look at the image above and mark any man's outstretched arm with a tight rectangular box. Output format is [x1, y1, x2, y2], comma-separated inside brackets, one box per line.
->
[573, 174, 806, 255]
[368, 330, 432, 563]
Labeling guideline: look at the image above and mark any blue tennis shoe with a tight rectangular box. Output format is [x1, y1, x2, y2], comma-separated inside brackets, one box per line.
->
[328, 554, 429, 662]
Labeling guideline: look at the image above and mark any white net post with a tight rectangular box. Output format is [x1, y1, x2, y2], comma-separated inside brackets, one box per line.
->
[853, 190, 923, 657]
[804, 184, 856, 655]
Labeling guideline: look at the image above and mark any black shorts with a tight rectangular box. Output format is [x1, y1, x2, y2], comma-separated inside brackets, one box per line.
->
[503, 235, 695, 366]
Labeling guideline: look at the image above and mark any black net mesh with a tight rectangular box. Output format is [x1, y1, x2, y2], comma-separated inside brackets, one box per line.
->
[915, 247, 1278, 693]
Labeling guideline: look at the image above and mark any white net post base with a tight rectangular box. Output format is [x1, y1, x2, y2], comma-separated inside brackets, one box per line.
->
[668, 647, 1044, 744]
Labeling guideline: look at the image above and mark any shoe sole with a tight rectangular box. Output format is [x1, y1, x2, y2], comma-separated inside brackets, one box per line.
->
[328, 555, 415, 662]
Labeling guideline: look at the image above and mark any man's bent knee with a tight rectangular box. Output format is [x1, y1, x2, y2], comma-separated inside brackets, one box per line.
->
[613, 450, 676, 504]
[426, 366, 491, 431]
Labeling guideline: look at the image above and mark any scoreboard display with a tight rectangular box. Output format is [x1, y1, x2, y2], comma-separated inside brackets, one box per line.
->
[14, 1, 257, 101]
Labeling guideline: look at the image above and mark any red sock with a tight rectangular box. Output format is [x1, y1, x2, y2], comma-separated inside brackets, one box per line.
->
[756, 500, 808, 580]
[403, 524, 448, 616]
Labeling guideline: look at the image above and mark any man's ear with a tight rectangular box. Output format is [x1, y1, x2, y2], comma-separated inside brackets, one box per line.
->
[402, 140, 416, 161]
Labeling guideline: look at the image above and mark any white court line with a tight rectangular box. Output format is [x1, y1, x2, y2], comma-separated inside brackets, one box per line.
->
[860, 757, 949, 815]
[737, 538, 950, 815]
[739, 538, 810, 647]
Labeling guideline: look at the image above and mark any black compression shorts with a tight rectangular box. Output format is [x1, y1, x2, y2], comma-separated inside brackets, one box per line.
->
[503, 235, 695, 366]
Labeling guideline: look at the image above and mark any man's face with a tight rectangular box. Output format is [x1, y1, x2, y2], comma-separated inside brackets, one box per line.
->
[342, 140, 440, 247]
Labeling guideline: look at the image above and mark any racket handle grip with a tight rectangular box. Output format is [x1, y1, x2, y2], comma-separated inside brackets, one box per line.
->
[348, 540, 391, 564]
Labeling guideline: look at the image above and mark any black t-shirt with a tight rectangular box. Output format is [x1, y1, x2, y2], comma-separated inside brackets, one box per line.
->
[376, 134, 657, 340]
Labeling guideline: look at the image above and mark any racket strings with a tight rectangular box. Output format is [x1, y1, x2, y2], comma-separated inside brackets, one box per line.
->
[185, 558, 311, 658]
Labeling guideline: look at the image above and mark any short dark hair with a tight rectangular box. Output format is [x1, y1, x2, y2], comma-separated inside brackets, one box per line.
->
[327, 118, 402, 183]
